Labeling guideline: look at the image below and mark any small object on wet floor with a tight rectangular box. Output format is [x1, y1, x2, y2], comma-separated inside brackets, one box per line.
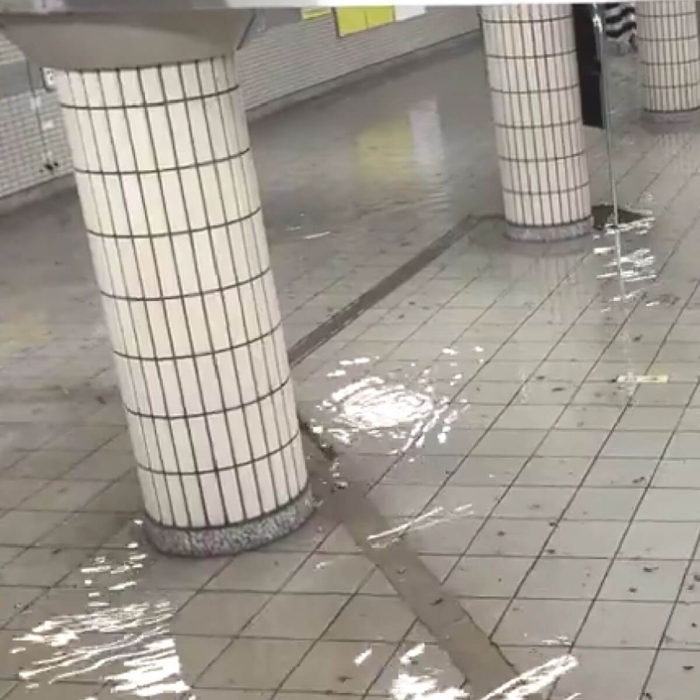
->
[616, 373, 669, 385]
[400, 643, 425, 665]
[646, 294, 680, 307]
[683, 666, 695, 671]
[331, 479, 349, 491]
[592, 204, 649, 230]
[354, 648, 373, 666]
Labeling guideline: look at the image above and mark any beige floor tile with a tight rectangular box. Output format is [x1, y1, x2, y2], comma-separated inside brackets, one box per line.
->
[0, 547, 87, 586]
[369, 642, 464, 695]
[0, 511, 71, 546]
[172, 592, 270, 636]
[35, 512, 128, 547]
[173, 634, 232, 684]
[645, 650, 700, 700]
[3, 683, 104, 700]
[207, 552, 307, 592]
[323, 596, 414, 642]
[600, 560, 686, 602]
[0, 586, 44, 626]
[518, 558, 608, 600]
[578, 601, 672, 648]
[0, 479, 50, 509]
[493, 599, 588, 646]
[243, 593, 348, 639]
[445, 556, 531, 599]
[283, 641, 395, 694]
[198, 638, 312, 689]
[189, 691, 271, 700]
[552, 648, 655, 699]
[284, 554, 373, 594]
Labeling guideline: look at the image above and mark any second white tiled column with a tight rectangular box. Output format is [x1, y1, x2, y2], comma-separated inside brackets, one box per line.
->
[482, 4, 592, 241]
[637, 0, 700, 122]
[56, 54, 311, 556]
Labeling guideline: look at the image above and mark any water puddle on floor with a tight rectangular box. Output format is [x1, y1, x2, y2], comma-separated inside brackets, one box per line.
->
[315, 372, 460, 453]
[12, 530, 189, 699]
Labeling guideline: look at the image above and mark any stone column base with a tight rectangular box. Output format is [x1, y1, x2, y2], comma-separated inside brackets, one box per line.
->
[643, 107, 700, 125]
[506, 217, 593, 243]
[144, 485, 314, 556]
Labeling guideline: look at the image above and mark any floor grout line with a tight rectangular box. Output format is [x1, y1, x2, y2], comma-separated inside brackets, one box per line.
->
[301, 429, 535, 699]
[287, 214, 502, 369]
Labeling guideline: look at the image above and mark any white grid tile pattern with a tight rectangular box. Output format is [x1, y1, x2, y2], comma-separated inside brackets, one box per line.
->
[55, 55, 307, 532]
[0, 32, 23, 66]
[637, 0, 700, 118]
[481, 4, 591, 239]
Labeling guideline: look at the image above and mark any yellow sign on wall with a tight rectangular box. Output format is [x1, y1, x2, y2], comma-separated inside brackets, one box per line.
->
[301, 7, 332, 20]
[335, 6, 396, 37]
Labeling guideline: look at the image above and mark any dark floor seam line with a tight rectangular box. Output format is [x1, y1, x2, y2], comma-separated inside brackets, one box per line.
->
[287, 213, 502, 368]
[300, 428, 538, 700]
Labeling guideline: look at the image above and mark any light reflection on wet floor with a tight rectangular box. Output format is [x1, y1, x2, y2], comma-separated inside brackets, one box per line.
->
[5, 199, 697, 700]
[6, 536, 579, 700]
[12, 537, 185, 699]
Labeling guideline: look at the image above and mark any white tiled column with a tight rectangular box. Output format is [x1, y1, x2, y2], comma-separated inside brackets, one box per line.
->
[55, 54, 311, 556]
[481, 4, 592, 241]
[637, 0, 700, 122]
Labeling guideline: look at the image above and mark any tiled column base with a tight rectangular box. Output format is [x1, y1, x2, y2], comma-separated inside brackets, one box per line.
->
[144, 487, 313, 557]
[638, 0, 700, 123]
[55, 54, 311, 555]
[482, 4, 592, 242]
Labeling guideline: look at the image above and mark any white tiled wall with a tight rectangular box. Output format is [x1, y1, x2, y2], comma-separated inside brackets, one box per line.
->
[0, 8, 477, 201]
[0, 34, 73, 198]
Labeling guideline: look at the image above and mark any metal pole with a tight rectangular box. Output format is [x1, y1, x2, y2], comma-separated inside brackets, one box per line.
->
[593, 3, 620, 227]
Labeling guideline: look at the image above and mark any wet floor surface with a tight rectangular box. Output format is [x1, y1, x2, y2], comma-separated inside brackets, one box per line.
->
[2, 37, 700, 700]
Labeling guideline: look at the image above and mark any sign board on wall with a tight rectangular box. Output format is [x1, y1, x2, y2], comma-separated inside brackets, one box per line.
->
[335, 6, 395, 36]
[300, 7, 332, 18]
[335, 5, 427, 37]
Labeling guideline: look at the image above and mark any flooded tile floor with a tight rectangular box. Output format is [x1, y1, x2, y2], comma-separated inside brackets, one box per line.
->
[2, 38, 700, 700]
